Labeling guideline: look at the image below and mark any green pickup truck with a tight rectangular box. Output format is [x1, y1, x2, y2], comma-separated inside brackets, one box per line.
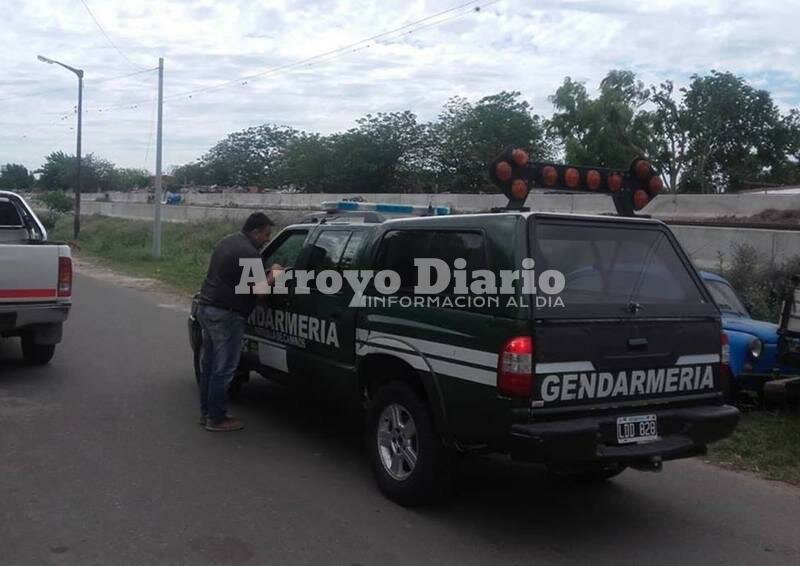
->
[189, 206, 739, 505]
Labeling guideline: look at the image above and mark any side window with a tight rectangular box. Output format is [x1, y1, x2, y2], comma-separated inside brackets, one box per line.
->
[264, 231, 308, 268]
[375, 230, 432, 289]
[306, 230, 352, 271]
[375, 230, 488, 292]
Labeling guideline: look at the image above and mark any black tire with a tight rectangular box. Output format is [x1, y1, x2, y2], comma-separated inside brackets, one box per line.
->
[21, 336, 56, 366]
[366, 380, 454, 506]
[547, 463, 626, 483]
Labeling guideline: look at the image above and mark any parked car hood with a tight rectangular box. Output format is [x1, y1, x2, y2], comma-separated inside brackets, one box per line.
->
[722, 315, 779, 344]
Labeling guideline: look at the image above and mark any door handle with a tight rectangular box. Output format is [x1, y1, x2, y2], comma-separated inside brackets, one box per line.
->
[627, 337, 648, 351]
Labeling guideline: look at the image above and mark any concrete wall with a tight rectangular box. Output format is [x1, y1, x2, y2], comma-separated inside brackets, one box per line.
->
[669, 225, 800, 270]
[76, 201, 800, 270]
[79, 190, 800, 220]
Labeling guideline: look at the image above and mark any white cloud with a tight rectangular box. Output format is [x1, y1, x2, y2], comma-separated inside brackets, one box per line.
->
[0, 0, 797, 173]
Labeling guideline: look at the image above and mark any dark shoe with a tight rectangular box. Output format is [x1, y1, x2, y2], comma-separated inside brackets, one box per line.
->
[204, 417, 244, 432]
[199, 414, 207, 426]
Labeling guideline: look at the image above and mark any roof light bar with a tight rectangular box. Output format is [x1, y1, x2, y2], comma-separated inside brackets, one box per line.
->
[489, 146, 662, 216]
[322, 201, 451, 217]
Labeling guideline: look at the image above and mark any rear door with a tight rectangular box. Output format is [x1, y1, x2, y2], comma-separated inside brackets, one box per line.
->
[529, 218, 722, 411]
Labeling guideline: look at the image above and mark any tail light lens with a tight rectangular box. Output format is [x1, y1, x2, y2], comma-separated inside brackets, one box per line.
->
[58, 256, 72, 297]
[498, 336, 534, 397]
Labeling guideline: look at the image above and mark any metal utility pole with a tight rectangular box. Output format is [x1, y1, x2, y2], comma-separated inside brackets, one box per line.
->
[152, 57, 164, 259]
[37, 55, 83, 239]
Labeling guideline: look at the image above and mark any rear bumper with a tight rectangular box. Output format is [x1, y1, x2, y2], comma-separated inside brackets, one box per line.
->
[0, 302, 71, 333]
[510, 404, 739, 464]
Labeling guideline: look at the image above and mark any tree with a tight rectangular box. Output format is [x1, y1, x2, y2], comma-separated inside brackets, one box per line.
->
[272, 133, 330, 191]
[37, 151, 76, 192]
[199, 124, 299, 186]
[434, 91, 549, 192]
[0, 163, 34, 190]
[322, 112, 430, 193]
[548, 70, 652, 168]
[110, 168, 150, 191]
[649, 81, 690, 192]
[680, 71, 795, 193]
[171, 161, 209, 186]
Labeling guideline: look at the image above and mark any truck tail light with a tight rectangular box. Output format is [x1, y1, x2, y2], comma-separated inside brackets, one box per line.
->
[58, 256, 72, 297]
[498, 336, 534, 397]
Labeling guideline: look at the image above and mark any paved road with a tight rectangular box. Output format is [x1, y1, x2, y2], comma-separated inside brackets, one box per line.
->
[2, 273, 799, 565]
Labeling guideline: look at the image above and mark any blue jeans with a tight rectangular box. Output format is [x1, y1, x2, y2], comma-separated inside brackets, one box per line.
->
[197, 305, 245, 422]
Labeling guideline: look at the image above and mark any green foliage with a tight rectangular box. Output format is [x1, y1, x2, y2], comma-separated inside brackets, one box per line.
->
[37, 190, 75, 230]
[708, 411, 800, 484]
[199, 124, 299, 187]
[36, 152, 149, 192]
[549, 71, 651, 168]
[548, 69, 799, 193]
[50, 215, 246, 294]
[169, 92, 546, 194]
[680, 71, 794, 193]
[37, 151, 76, 191]
[0, 163, 34, 189]
[434, 92, 550, 193]
[719, 243, 800, 322]
[322, 111, 431, 193]
[39, 190, 74, 214]
[109, 167, 150, 192]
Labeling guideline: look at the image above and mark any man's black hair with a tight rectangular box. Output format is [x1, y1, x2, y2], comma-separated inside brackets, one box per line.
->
[242, 212, 275, 233]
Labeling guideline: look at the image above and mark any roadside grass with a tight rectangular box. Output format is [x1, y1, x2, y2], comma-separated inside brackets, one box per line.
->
[706, 410, 800, 485]
[52, 214, 242, 295]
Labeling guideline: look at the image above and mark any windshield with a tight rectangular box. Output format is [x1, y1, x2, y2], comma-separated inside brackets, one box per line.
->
[533, 221, 711, 318]
[705, 279, 749, 316]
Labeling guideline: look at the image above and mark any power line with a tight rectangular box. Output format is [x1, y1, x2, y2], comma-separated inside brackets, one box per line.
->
[164, 0, 486, 102]
[78, 0, 146, 70]
[88, 0, 490, 113]
[0, 67, 157, 104]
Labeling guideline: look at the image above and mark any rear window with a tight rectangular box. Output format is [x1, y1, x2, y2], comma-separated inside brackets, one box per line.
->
[0, 200, 22, 226]
[533, 221, 710, 317]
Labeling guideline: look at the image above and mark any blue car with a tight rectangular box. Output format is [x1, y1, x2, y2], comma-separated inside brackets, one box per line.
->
[700, 271, 798, 395]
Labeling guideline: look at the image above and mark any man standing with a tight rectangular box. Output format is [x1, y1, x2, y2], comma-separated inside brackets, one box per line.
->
[197, 212, 274, 432]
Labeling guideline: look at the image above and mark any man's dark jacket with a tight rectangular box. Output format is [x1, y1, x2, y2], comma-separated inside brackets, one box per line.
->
[199, 232, 261, 316]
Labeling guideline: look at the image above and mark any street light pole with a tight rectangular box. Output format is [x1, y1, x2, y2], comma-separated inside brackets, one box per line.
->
[152, 57, 164, 259]
[75, 70, 83, 240]
[37, 55, 84, 240]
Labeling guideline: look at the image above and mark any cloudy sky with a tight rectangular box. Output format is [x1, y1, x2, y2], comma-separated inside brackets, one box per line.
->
[1, 0, 798, 173]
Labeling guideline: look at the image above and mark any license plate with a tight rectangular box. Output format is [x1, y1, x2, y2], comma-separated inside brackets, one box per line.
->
[616, 415, 658, 444]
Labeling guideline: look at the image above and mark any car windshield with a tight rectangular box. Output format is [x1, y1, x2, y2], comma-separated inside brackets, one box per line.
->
[705, 279, 749, 316]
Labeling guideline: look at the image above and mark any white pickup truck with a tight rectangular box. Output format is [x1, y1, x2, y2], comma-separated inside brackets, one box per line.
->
[0, 191, 72, 364]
